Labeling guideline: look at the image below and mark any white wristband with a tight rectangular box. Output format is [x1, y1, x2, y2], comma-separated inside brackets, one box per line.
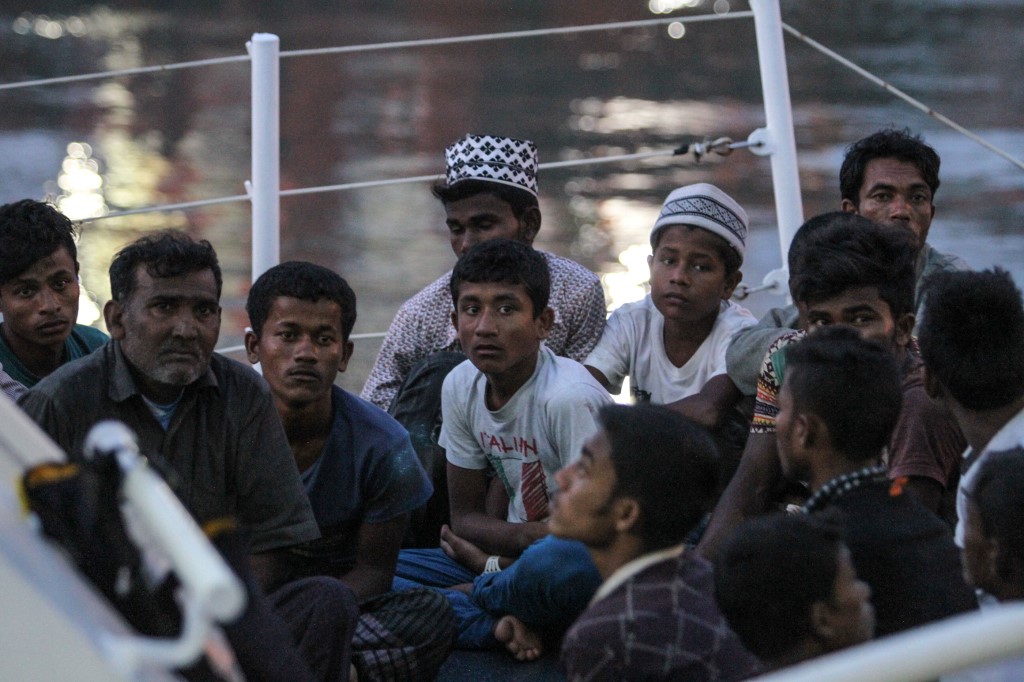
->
[484, 555, 502, 574]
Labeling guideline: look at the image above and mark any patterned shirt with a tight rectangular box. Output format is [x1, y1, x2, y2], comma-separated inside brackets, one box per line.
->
[361, 250, 606, 410]
[560, 546, 762, 682]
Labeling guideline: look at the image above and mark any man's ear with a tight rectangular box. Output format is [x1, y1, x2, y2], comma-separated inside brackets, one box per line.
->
[840, 198, 858, 214]
[337, 340, 354, 373]
[613, 497, 642, 535]
[796, 412, 821, 451]
[243, 329, 260, 365]
[894, 312, 915, 348]
[536, 306, 555, 340]
[722, 269, 742, 300]
[518, 206, 541, 245]
[104, 300, 126, 340]
[451, 309, 459, 333]
[922, 365, 945, 402]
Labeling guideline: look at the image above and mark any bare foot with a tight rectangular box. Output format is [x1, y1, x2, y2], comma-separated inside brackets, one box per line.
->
[440, 524, 488, 573]
[494, 615, 544, 662]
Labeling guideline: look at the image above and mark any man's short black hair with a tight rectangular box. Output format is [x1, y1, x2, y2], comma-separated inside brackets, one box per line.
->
[784, 326, 902, 464]
[432, 179, 538, 220]
[449, 238, 550, 318]
[972, 448, 1024, 586]
[839, 128, 941, 206]
[598, 403, 718, 552]
[918, 268, 1024, 411]
[0, 199, 78, 286]
[109, 230, 222, 303]
[715, 512, 845, 661]
[791, 212, 917, 320]
[246, 261, 357, 341]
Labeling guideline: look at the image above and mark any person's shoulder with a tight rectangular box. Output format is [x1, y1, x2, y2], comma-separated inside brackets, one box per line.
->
[399, 270, 454, 310]
[70, 324, 110, 351]
[31, 341, 111, 396]
[718, 300, 758, 329]
[542, 250, 600, 284]
[331, 385, 410, 441]
[209, 353, 273, 396]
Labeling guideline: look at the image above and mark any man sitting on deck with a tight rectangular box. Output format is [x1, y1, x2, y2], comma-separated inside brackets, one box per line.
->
[245, 261, 455, 680]
[551, 403, 761, 682]
[362, 133, 607, 547]
[393, 238, 609, 660]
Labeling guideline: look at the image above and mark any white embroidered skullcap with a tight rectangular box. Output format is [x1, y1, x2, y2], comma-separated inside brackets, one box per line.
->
[651, 183, 748, 262]
[444, 134, 539, 197]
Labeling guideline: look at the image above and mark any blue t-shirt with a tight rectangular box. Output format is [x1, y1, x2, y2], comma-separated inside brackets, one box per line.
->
[292, 386, 432, 573]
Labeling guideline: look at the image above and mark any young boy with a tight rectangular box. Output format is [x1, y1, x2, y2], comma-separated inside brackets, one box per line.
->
[584, 183, 755, 453]
[244, 261, 454, 680]
[394, 238, 609, 656]
[0, 199, 107, 392]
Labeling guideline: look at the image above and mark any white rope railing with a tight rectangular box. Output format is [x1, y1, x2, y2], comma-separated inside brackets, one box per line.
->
[782, 22, 1024, 172]
[79, 141, 754, 223]
[0, 13, 750, 93]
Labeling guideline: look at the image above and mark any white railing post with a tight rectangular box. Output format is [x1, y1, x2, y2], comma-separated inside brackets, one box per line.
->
[247, 33, 280, 280]
[748, 0, 803, 278]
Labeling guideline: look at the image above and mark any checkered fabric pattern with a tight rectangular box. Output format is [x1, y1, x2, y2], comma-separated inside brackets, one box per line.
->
[444, 134, 539, 196]
[560, 552, 761, 681]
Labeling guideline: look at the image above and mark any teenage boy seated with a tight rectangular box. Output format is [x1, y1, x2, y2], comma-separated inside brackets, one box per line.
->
[776, 327, 976, 636]
[699, 213, 966, 557]
[0, 199, 107, 392]
[551, 403, 761, 682]
[393, 238, 610, 656]
[244, 261, 454, 680]
[584, 182, 756, 467]
[715, 513, 875, 672]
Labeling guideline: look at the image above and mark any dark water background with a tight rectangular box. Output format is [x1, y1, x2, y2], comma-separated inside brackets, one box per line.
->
[1, 0, 1022, 390]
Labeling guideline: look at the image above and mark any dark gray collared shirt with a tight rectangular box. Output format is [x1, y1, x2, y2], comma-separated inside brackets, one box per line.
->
[20, 340, 319, 553]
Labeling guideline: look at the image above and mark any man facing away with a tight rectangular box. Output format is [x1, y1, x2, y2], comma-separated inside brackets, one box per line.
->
[550, 403, 761, 682]
[726, 127, 968, 398]
[20, 231, 359, 681]
[699, 214, 966, 557]
[362, 134, 607, 546]
[244, 261, 455, 680]
[775, 327, 976, 636]
[715, 512, 875, 672]
[0, 199, 108, 398]
[917, 268, 1024, 550]
[393, 238, 609, 658]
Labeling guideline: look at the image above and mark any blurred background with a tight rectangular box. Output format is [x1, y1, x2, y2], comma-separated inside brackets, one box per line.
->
[1, 0, 1022, 390]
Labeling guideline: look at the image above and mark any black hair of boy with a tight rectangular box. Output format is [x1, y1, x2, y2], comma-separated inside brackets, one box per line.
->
[714, 512, 845, 661]
[790, 214, 917, 320]
[784, 326, 903, 464]
[0, 199, 78, 285]
[432, 179, 538, 220]
[972, 447, 1024, 587]
[246, 261, 357, 341]
[598, 403, 718, 552]
[839, 128, 941, 207]
[449, 238, 550, 318]
[109, 230, 223, 302]
[651, 225, 742, 278]
[918, 268, 1024, 411]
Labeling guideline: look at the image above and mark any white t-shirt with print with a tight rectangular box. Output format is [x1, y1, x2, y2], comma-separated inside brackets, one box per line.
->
[584, 296, 756, 404]
[441, 346, 611, 523]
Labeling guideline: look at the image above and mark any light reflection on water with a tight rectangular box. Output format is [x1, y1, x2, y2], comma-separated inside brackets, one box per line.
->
[0, 1, 1022, 389]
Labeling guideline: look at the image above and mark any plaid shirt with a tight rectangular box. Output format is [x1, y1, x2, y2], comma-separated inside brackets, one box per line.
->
[361, 251, 606, 409]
